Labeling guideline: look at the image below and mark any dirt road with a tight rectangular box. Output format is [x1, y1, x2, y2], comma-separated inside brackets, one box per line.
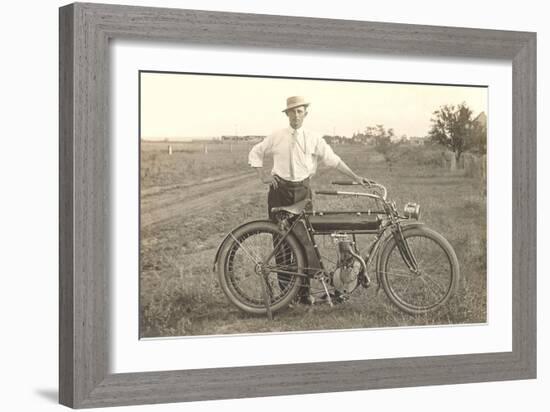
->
[140, 172, 259, 229]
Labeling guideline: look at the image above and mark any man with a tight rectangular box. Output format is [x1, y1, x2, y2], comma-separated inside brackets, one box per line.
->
[248, 96, 371, 303]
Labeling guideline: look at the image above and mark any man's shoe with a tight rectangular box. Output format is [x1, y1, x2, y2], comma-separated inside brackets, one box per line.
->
[319, 291, 346, 304]
[298, 294, 315, 305]
[288, 294, 314, 308]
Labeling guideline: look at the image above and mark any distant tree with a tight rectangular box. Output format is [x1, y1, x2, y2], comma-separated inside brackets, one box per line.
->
[371, 125, 398, 171]
[351, 130, 370, 145]
[429, 103, 476, 164]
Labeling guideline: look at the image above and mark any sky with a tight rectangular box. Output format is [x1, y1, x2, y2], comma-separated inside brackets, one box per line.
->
[140, 72, 487, 140]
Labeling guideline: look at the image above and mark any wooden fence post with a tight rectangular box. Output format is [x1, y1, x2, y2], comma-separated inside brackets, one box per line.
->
[450, 154, 456, 171]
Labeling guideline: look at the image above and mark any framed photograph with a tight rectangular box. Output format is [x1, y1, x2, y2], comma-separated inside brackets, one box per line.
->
[59, 2, 536, 408]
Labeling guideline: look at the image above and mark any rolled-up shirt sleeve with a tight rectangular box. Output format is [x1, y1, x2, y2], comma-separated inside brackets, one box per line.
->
[248, 135, 272, 168]
[315, 136, 341, 168]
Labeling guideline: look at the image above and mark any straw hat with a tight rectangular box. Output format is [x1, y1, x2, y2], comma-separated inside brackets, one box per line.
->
[282, 96, 310, 112]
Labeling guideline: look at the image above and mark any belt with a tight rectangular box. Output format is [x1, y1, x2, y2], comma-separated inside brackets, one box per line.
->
[274, 175, 310, 187]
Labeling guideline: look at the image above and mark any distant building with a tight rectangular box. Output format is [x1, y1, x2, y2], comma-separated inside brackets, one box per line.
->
[473, 112, 487, 127]
[351, 132, 376, 145]
[221, 135, 265, 142]
[323, 135, 349, 144]
[407, 136, 426, 145]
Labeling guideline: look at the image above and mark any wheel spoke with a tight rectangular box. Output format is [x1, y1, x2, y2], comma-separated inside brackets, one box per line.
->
[229, 233, 261, 264]
[417, 254, 444, 272]
[379, 269, 416, 278]
[422, 273, 446, 294]
[420, 276, 441, 300]
[400, 278, 414, 297]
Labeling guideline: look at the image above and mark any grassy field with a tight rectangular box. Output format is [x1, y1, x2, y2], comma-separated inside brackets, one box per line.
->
[140, 141, 486, 337]
[141, 140, 263, 189]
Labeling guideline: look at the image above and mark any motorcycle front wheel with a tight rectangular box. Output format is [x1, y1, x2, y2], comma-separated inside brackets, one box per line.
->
[217, 221, 305, 315]
[379, 226, 459, 315]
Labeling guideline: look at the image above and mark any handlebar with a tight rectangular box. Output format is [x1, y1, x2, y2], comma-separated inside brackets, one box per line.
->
[315, 190, 339, 195]
[332, 181, 362, 186]
[332, 180, 377, 186]
[315, 181, 388, 201]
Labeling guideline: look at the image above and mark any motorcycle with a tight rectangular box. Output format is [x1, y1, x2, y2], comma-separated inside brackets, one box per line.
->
[213, 180, 459, 319]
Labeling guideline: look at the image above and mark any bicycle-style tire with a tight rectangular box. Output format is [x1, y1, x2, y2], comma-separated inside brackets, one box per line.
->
[217, 221, 305, 315]
[379, 226, 459, 315]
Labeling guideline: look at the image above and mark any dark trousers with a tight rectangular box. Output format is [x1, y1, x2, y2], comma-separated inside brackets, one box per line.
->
[267, 177, 312, 299]
[267, 177, 312, 220]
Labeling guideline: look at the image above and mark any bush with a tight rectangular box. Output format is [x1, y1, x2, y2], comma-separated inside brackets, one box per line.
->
[389, 144, 445, 167]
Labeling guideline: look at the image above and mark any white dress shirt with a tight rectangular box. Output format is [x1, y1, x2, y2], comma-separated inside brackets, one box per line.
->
[248, 127, 342, 182]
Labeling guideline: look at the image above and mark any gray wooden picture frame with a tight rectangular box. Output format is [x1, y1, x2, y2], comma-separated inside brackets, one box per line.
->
[59, 2, 536, 409]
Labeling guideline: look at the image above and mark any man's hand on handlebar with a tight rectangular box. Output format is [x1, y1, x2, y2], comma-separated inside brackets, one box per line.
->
[359, 177, 375, 187]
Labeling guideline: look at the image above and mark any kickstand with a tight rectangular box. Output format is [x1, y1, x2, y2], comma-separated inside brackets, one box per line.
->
[260, 274, 273, 320]
[320, 277, 334, 307]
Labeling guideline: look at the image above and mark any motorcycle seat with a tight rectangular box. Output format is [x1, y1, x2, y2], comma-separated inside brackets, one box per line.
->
[271, 199, 311, 215]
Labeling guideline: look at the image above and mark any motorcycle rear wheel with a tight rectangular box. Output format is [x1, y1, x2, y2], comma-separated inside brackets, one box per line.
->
[217, 221, 305, 315]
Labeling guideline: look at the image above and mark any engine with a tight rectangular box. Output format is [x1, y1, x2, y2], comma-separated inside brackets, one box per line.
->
[331, 234, 368, 294]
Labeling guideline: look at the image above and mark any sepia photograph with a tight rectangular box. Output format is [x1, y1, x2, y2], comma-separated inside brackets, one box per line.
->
[139, 71, 487, 338]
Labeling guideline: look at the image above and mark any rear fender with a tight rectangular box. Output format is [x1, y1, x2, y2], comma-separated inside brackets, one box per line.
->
[212, 220, 307, 272]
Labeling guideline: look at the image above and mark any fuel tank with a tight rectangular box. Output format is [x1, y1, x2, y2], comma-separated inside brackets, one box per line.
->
[308, 213, 382, 232]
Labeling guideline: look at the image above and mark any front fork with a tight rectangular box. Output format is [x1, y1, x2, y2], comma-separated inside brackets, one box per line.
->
[392, 224, 420, 273]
